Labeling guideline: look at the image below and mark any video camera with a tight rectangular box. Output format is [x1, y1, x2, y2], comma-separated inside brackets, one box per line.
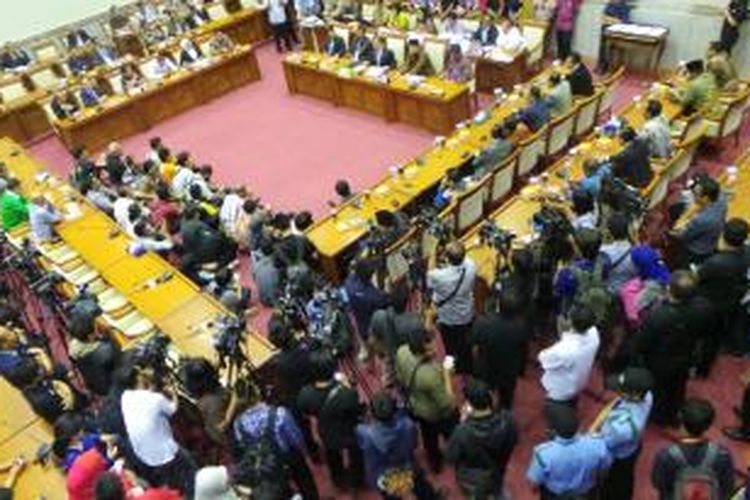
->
[533, 206, 574, 240]
[478, 220, 516, 253]
[414, 207, 453, 245]
[132, 332, 175, 388]
[212, 314, 248, 368]
[306, 285, 352, 357]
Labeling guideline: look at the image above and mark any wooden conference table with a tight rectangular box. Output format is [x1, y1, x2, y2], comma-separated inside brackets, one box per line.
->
[462, 87, 683, 285]
[282, 51, 472, 135]
[0, 138, 276, 368]
[304, 64, 573, 280]
[52, 45, 262, 153]
[0, 7, 270, 149]
[0, 379, 65, 500]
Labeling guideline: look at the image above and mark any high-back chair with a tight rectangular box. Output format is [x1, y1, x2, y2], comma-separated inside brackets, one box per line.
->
[487, 151, 518, 210]
[455, 175, 491, 236]
[206, 2, 229, 20]
[387, 35, 407, 66]
[597, 66, 625, 121]
[516, 126, 547, 178]
[704, 90, 750, 147]
[545, 106, 578, 157]
[574, 91, 602, 139]
[424, 39, 447, 74]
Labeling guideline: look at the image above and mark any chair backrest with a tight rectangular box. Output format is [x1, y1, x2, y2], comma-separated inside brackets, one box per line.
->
[460, 19, 480, 33]
[361, 3, 377, 23]
[387, 35, 407, 66]
[520, 21, 547, 67]
[676, 113, 704, 145]
[517, 127, 547, 177]
[488, 151, 518, 208]
[424, 39, 447, 74]
[644, 173, 670, 211]
[663, 148, 689, 182]
[384, 229, 416, 282]
[29, 67, 62, 91]
[597, 66, 625, 119]
[546, 108, 577, 157]
[456, 177, 490, 235]
[107, 74, 125, 95]
[717, 91, 750, 138]
[574, 91, 602, 138]
[0, 80, 29, 104]
[32, 41, 61, 63]
[333, 25, 351, 49]
[206, 3, 229, 20]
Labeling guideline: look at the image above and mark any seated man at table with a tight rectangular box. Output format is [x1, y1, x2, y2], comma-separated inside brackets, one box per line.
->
[473, 14, 499, 46]
[65, 28, 93, 49]
[400, 39, 435, 76]
[153, 52, 178, 78]
[50, 90, 81, 120]
[350, 25, 375, 64]
[67, 49, 93, 75]
[674, 59, 717, 117]
[324, 30, 347, 57]
[178, 38, 205, 66]
[566, 52, 595, 97]
[372, 36, 397, 69]
[640, 99, 673, 159]
[79, 78, 104, 108]
[444, 44, 472, 83]
[610, 126, 654, 189]
[518, 86, 550, 132]
[497, 16, 525, 53]
[92, 41, 120, 67]
[473, 123, 514, 175]
[207, 31, 236, 57]
[546, 72, 573, 117]
[0, 43, 32, 71]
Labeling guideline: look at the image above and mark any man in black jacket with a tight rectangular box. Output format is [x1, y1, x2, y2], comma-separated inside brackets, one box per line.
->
[446, 379, 517, 499]
[297, 351, 364, 490]
[566, 52, 595, 97]
[470, 288, 530, 409]
[696, 218, 749, 365]
[633, 270, 698, 427]
[610, 127, 653, 189]
[720, 0, 748, 53]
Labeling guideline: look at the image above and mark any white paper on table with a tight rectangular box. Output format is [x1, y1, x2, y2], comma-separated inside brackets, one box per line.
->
[64, 202, 83, 221]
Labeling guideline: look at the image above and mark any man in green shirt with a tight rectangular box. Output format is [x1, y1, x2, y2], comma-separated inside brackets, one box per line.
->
[473, 124, 515, 176]
[395, 328, 458, 473]
[677, 60, 717, 116]
[1, 179, 29, 231]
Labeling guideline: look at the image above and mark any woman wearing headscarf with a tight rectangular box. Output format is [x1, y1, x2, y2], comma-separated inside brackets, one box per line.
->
[619, 245, 670, 329]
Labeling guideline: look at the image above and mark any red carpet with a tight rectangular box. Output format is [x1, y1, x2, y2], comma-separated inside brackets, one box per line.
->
[25, 49, 750, 499]
[29, 45, 434, 217]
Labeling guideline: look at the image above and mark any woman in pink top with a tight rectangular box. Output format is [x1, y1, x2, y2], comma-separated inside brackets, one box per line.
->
[555, 0, 582, 60]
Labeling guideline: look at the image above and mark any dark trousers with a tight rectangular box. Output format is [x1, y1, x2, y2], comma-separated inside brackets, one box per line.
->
[600, 447, 641, 500]
[720, 21, 741, 54]
[740, 383, 750, 434]
[650, 367, 688, 427]
[325, 444, 364, 489]
[414, 413, 458, 473]
[271, 22, 294, 52]
[438, 322, 473, 375]
[556, 30, 573, 60]
[288, 449, 320, 500]
[148, 448, 198, 499]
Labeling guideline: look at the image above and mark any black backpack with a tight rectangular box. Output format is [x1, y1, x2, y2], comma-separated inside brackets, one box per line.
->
[235, 408, 290, 500]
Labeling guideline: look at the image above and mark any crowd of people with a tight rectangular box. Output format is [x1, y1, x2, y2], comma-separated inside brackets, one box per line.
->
[0, 0, 749, 499]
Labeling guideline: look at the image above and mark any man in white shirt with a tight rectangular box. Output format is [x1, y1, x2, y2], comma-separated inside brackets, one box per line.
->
[639, 99, 673, 159]
[121, 365, 197, 496]
[170, 164, 197, 200]
[497, 17, 525, 53]
[28, 194, 61, 242]
[112, 190, 135, 228]
[261, 0, 295, 52]
[427, 241, 477, 375]
[539, 303, 600, 407]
